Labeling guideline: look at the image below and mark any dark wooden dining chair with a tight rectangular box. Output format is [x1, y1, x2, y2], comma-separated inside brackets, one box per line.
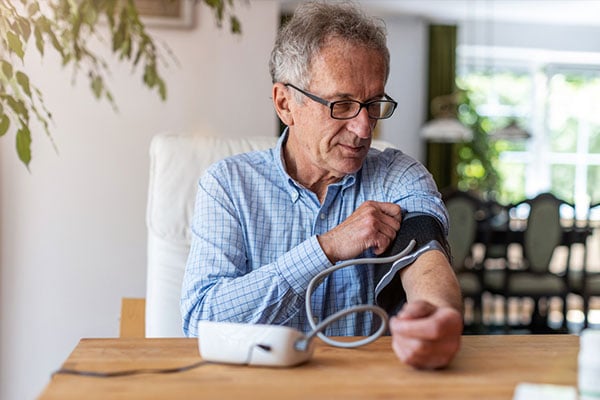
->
[483, 192, 573, 333]
[443, 189, 485, 331]
[479, 200, 512, 266]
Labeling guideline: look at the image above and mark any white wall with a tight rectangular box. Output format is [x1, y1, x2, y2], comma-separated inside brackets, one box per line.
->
[379, 15, 428, 160]
[0, 2, 279, 399]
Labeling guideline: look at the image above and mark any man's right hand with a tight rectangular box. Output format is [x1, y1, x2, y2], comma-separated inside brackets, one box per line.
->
[317, 200, 402, 263]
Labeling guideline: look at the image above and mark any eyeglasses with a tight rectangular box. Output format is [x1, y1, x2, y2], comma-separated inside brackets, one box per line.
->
[285, 83, 397, 120]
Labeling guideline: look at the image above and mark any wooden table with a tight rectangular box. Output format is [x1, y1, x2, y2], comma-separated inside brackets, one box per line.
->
[39, 335, 578, 399]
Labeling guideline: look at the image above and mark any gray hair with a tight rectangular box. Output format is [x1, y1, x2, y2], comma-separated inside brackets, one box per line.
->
[269, 1, 390, 90]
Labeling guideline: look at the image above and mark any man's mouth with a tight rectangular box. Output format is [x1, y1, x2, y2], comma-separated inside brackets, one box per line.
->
[339, 143, 366, 153]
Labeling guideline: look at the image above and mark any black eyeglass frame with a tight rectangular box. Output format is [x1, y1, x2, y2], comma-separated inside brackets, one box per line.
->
[285, 83, 398, 120]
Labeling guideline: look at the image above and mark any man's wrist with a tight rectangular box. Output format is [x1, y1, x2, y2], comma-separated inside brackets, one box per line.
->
[316, 234, 337, 264]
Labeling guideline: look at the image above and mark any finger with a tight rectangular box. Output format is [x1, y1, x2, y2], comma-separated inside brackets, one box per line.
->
[377, 211, 402, 231]
[396, 301, 436, 320]
[361, 201, 402, 226]
[359, 204, 401, 231]
[367, 217, 400, 251]
[389, 317, 443, 340]
[392, 337, 432, 367]
[390, 309, 463, 340]
[375, 221, 399, 243]
[392, 342, 455, 369]
[376, 202, 403, 219]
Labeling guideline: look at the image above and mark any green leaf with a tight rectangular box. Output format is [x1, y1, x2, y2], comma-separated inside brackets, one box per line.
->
[204, 0, 224, 25]
[118, 35, 132, 60]
[1, 60, 13, 79]
[38, 17, 65, 58]
[16, 71, 32, 97]
[34, 25, 44, 55]
[143, 64, 157, 87]
[157, 78, 167, 101]
[36, 15, 50, 31]
[6, 96, 29, 121]
[91, 75, 103, 98]
[82, 4, 98, 27]
[112, 23, 125, 52]
[17, 17, 31, 41]
[7, 31, 25, 59]
[72, 16, 82, 45]
[216, 4, 224, 24]
[133, 48, 143, 66]
[230, 16, 241, 34]
[105, 90, 114, 104]
[28, 2, 40, 16]
[16, 125, 32, 167]
[0, 114, 9, 136]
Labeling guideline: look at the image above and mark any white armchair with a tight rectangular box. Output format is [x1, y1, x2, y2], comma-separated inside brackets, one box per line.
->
[144, 132, 394, 337]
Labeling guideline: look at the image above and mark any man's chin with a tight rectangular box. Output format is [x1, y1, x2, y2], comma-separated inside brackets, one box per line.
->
[338, 158, 366, 174]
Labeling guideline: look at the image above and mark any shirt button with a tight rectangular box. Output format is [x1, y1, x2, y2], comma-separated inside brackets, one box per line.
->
[320, 213, 326, 220]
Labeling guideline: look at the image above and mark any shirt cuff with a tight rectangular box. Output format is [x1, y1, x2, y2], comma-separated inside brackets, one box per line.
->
[275, 236, 331, 296]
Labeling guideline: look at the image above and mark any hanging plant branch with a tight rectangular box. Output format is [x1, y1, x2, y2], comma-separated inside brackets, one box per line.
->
[204, 0, 242, 33]
[0, 0, 242, 169]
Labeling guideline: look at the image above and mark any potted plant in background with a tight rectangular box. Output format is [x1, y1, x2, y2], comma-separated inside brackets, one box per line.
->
[456, 89, 501, 200]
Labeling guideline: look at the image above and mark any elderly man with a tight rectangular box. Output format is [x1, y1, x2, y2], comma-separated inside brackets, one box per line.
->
[182, 1, 462, 369]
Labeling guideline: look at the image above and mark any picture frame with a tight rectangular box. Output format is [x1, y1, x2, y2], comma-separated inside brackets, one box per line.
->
[134, 0, 195, 29]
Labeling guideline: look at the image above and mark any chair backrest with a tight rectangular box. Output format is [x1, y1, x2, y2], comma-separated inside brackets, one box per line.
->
[443, 190, 480, 271]
[480, 200, 511, 261]
[145, 132, 395, 337]
[519, 193, 566, 273]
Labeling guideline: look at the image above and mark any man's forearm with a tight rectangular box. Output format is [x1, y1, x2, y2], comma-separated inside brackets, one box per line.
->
[181, 236, 330, 336]
[400, 250, 463, 313]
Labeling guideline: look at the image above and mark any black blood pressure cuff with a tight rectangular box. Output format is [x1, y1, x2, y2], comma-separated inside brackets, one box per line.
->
[374, 213, 451, 317]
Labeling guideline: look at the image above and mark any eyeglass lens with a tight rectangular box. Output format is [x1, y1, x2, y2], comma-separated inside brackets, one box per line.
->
[332, 101, 394, 119]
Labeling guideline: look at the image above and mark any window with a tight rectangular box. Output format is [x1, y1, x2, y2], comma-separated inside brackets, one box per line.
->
[457, 46, 600, 217]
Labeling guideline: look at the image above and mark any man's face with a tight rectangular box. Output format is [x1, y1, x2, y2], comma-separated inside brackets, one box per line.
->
[287, 37, 388, 181]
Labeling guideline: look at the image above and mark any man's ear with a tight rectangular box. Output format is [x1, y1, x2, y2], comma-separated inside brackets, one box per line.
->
[273, 83, 294, 126]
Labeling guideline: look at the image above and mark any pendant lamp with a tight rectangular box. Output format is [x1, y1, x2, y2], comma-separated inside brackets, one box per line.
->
[490, 119, 531, 140]
[420, 93, 473, 143]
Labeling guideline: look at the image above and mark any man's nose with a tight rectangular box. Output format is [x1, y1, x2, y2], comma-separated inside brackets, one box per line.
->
[348, 107, 373, 139]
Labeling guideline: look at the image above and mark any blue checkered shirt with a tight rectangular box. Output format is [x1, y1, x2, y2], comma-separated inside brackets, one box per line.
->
[181, 132, 448, 337]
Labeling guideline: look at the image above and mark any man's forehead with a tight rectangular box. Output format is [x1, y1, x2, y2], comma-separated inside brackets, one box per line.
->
[307, 44, 387, 97]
